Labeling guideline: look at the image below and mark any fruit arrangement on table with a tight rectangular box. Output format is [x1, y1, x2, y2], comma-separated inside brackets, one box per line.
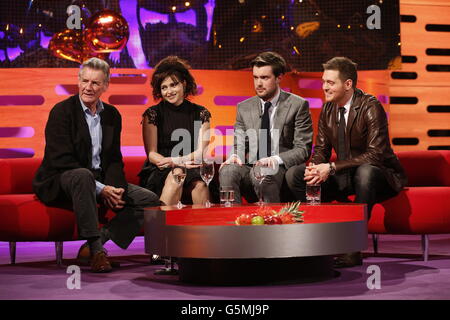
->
[234, 202, 304, 225]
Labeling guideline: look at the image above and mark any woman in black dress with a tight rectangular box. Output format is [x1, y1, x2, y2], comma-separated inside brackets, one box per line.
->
[139, 56, 212, 205]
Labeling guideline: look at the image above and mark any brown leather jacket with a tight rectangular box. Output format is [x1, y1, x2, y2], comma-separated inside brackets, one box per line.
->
[312, 88, 407, 193]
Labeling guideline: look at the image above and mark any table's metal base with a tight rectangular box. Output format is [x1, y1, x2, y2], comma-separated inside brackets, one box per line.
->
[177, 256, 336, 285]
[145, 204, 366, 285]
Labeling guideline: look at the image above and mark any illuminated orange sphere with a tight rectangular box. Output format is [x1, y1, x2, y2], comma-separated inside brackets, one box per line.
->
[84, 9, 129, 53]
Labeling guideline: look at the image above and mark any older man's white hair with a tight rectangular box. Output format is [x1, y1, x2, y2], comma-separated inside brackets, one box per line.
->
[78, 58, 110, 83]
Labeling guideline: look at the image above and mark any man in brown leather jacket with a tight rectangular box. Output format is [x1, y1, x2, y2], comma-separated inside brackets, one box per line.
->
[285, 57, 407, 267]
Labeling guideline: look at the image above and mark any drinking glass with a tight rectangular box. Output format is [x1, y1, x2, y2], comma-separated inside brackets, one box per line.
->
[306, 184, 321, 205]
[154, 256, 178, 276]
[252, 164, 268, 206]
[172, 164, 187, 208]
[220, 186, 235, 207]
[200, 160, 214, 207]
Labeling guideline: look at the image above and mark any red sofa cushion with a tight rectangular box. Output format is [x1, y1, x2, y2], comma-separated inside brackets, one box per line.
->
[0, 157, 148, 242]
[0, 158, 41, 194]
[0, 194, 78, 241]
[398, 151, 450, 187]
[369, 187, 450, 234]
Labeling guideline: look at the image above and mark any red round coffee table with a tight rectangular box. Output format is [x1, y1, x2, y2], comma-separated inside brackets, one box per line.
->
[144, 203, 367, 284]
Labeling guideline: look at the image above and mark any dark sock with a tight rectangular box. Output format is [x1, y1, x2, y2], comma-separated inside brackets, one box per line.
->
[88, 237, 103, 255]
[100, 227, 111, 245]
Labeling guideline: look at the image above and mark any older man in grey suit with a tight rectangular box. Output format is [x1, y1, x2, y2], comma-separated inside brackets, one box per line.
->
[219, 52, 313, 204]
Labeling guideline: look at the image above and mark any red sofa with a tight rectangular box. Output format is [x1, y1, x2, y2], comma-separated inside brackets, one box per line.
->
[1, 151, 449, 264]
[369, 151, 450, 261]
[0, 157, 145, 265]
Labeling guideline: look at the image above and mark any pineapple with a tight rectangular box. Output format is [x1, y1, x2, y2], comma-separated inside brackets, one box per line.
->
[234, 201, 305, 225]
[275, 201, 304, 223]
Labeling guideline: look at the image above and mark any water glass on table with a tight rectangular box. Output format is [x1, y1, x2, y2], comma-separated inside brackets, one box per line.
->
[220, 186, 235, 207]
[200, 159, 214, 207]
[306, 184, 321, 205]
[253, 161, 278, 206]
[172, 164, 187, 209]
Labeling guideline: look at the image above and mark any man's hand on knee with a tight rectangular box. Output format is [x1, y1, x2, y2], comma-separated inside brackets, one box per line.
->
[305, 163, 330, 185]
[101, 186, 125, 210]
[219, 154, 243, 171]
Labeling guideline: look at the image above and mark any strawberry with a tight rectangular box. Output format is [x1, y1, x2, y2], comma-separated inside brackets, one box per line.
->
[279, 213, 296, 224]
[235, 213, 252, 225]
[272, 216, 282, 224]
[264, 215, 275, 224]
[255, 206, 277, 217]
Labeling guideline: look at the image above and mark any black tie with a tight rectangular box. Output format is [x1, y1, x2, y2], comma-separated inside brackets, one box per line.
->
[259, 101, 272, 160]
[336, 107, 350, 192]
[338, 107, 347, 161]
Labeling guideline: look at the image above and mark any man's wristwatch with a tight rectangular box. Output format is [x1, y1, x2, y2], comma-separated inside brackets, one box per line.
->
[328, 162, 336, 175]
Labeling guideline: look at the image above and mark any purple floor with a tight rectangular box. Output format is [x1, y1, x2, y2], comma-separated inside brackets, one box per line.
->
[1, 234, 450, 300]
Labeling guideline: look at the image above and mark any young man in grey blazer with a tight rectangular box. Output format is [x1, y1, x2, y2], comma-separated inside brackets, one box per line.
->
[219, 52, 313, 204]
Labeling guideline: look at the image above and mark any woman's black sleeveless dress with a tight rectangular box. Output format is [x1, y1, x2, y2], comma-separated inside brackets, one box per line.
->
[138, 99, 215, 201]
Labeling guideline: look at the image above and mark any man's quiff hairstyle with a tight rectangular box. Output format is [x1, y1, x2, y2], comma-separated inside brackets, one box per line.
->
[322, 57, 358, 88]
[250, 51, 287, 77]
[78, 57, 110, 83]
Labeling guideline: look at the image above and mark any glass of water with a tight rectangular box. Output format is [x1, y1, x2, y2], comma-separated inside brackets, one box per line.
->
[220, 186, 235, 207]
[200, 159, 214, 207]
[306, 184, 321, 205]
[253, 163, 271, 206]
[172, 164, 187, 208]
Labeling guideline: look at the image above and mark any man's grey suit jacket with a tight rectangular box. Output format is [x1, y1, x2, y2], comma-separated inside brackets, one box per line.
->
[233, 90, 313, 168]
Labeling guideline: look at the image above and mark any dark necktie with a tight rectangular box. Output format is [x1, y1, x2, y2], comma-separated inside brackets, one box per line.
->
[336, 107, 350, 191]
[258, 101, 272, 160]
[338, 107, 347, 160]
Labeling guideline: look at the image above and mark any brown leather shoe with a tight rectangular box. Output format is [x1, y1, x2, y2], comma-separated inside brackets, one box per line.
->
[333, 252, 363, 268]
[76, 242, 91, 266]
[90, 251, 112, 273]
[77, 243, 120, 268]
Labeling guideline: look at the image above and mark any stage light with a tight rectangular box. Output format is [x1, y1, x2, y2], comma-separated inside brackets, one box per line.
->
[99, 16, 113, 24]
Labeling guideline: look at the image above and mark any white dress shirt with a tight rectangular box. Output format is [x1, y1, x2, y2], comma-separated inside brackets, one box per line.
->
[338, 94, 353, 126]
[79, 97, 105, 195]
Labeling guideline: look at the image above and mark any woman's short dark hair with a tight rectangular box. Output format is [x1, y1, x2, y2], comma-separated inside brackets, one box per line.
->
[250, 52, 287, 77]
[322, 57, 358, 88]
[151, 56, 197, 100]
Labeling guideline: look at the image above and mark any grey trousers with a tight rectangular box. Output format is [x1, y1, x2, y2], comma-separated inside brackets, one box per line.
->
[60, 168, 160, 249]
[218, 164, 286, 204]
